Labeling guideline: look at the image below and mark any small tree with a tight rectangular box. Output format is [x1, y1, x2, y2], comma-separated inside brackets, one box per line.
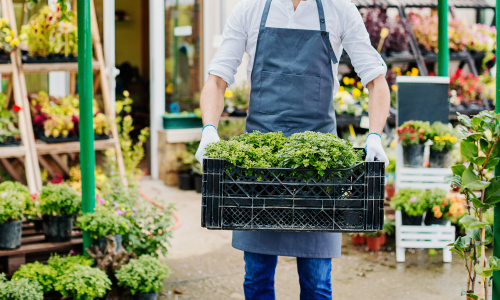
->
[446, 111, 500, 300]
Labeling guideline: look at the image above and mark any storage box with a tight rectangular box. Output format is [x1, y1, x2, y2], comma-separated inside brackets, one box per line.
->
[162, 113, 203, 130]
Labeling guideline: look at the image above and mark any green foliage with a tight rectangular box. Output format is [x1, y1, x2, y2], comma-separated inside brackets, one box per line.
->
[423, 188, 449, 219]
[0, 181, 37, 219]
[218, 119, 246, 140]
[12, 262, 58, 294]
[396, 120, 431, 146]
[206, 131, 363, 174]
[38, 184, 81, 216]
[0, 93, 21, 144]
[116, 255, 171, 295]
[0, 274, 44, 300]
[389, 188, 426, 216]
[429, 122, 458, 152]
[0, 190, 24, 223]
[47, 254, 94, 275]
[78, 208, 131, 239]
[54, 265, 111, 300]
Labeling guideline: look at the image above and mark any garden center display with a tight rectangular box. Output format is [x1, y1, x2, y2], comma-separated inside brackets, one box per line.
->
[0, 93, 21, 146]
[224, 83, 250, 116]
[396, 121, 431, 167]
[0, 273, 43, 300]
[0, 17, 19, 62]
[428, 122, 458, 168]
[390, 188, 426, 225]
[0, 189, 24, 249]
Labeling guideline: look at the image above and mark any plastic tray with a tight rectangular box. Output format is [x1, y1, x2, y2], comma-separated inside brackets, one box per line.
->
[162, 114, 203, 130]
[202, 156, 385, 232]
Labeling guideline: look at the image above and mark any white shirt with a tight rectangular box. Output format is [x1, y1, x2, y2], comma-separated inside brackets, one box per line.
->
[208, 0, 387, 89]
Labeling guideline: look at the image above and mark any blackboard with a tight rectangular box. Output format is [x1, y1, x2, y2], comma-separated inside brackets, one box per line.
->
[396, 76, 450, 126]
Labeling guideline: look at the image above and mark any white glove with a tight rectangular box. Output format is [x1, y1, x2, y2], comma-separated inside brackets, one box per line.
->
[365, 133, 389, 167]
[196, 125, 220, 166]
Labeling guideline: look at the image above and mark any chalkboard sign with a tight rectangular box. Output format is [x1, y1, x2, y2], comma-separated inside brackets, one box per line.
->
[396, 76, 450, 126]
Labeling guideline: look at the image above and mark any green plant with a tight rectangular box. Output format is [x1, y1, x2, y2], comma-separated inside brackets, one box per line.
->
[12, 262, 58, 294]
[218, 119, 246, 140]
[0, 181, 37, 219]
[0, 190, 24, 223]
[225, 83, 250, 110]
[47, 254, 94, 275]
[390, 188, 426, 216]
[396, 121, 431, 146]
[0, 93, 21, 144]
[54, 265, 111, 300]
[1, 276, 44, 300]
[423, 188, 448, 219]
[38, 183, 81, 216]
[429, 122, 458, 152]
[445, 111, 500, 299]
[0, 18, 19, 53]
[383, 215, 395, 235]
[78, 208, 131, 239]
[116, 255, 171, 295]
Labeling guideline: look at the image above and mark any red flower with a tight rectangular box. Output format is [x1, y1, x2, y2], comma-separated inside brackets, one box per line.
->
[418, 134, 423, 139]
[401, 136, 406, 140]
[13, 105, 21, 112]
[410, 128, 416, 133]
[410, 136, 415, 140]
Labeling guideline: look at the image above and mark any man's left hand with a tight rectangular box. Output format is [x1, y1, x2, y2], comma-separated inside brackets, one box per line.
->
[365, 134, 389, 167]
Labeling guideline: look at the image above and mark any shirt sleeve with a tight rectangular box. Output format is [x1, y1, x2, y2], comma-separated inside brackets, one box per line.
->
[207, 1, 248, 87]
[340, 2, 387, 87]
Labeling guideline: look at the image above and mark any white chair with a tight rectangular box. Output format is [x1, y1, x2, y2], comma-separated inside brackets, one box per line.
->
[395, 210, 455, 263]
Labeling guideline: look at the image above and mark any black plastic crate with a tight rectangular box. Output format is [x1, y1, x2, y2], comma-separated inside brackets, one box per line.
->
[202, 156, 385, 232]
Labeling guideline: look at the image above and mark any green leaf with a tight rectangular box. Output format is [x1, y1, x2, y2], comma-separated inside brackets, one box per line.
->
[484, 177, 500, 205]
[485, 157, 500, 169]
[488, 256, 500, 270]
[463, 180, 490, 191]
[484, 226, 493, 245]
[468, 221, 487, 229]
[471, 198, 492, 210]
[460, 215, 478, 228]
[475, 263, 484, 275]
[480, 138, 490, 154]
[462, 165, 479, 187]
[466, 228, 481, 242]
[451, 165, 466, 176]
[473, 157, 486, 165]
[461, 139, 478, 160]
[445, 174, 462, 188]
[458, 113, 472, 127]
[449, 248, 464, 259]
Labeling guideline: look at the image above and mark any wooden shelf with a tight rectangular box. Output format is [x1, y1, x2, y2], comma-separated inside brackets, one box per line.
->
[0, 145, 27, 158]
[0, 63, 13, 73]
[21, 61, 100, 73]
[35, 138, 116, 155]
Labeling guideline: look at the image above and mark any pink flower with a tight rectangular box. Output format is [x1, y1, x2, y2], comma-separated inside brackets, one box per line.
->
[132, 207, 138, 213]
[388, 214, 395, 220]
[0, 192, 7, 198]
[410, 196, 417, 203]
[116, 209, 123, 215]
[98, 197, 105, 205]
[70, 250, 76, 255]
[113, 202, 118, 208]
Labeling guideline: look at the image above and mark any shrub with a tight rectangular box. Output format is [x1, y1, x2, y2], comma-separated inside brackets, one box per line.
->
[0, 274, 44, 300]
[0, 190, 24, 223]
[116, 255, 171, 295]
[38, 184, 81, 216]
[12, 262, 58, 294]
[422, 188, 448, 219]
[47, 254, 94, 275]
[78, 208, 131, 239]
[390, 188, 426, 216]
[0, 181, 33, 216]
[54, 265, 111, 300]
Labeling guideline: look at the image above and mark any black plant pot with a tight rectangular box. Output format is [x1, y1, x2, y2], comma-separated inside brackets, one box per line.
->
[424, 213, 448, 226]
[33, 218, 43, 232]
[133, 293, 158, 300]
[429, 148, 451, 168]
[194, 175, 202, 194]
[43, 215, 73, 242]
[402, 213, 423, 226]
[402, 144, 425, 168]
[0, 220, 22, 249]
[95, 234, 122, 253]
[178, 173, 194, 190]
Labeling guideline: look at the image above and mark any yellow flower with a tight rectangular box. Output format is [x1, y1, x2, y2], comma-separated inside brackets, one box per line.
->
[338, 86, 344, 92]
[342, 76, 350, 85]
[363, 103, 368, 110]
[352, 88, 361, 98]
[349, 78, 355, 85]
[224, 90, 233, 98]
[411, 68, 419, 76]
[166, 82, 173, 94]
[356, 82, 363, 89]
[4, 35, 12, 43]
[0, 18, 7, 26]
[391, 85, 398, 92]
[9, 38, 18, 46]
[2, 28, 9, 35]
[406, 71, 411, 76]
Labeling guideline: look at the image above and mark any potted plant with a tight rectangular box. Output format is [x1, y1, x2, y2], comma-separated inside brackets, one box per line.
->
[224, 83, 250, 116]
[12, 261, 58, 294]
[422, 188, 449, 225]
[78, 208, 131, 253]
[38, 184, 81, 242]
[116, 255, 171, 300]
[351, 233, 366, 245]
[366, 231, 384, 251]
[396, 121, 431, 167]
[0, 274, 44, 300]
[390, 188, 426, 225]
[54, 265, 111, 300]
[429, 122, 457, 168]
[0, 190, 24, 249]
[0, 93, 21, 146]
[176, 149, 196, 190]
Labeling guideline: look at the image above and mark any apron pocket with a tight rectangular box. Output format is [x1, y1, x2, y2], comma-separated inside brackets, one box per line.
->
[258, 71, 320, 119]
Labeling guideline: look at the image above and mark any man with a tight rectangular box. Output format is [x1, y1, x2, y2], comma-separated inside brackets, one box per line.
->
[195, 0, 390, 298]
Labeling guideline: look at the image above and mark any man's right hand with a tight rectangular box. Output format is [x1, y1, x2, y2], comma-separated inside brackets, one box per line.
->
[196, 125, 220, 166]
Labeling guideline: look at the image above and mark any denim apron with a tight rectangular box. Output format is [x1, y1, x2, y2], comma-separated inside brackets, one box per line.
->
[232, 0, 340, 258]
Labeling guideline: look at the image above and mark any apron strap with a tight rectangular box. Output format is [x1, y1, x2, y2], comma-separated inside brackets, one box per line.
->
[260, 0, 327, 31]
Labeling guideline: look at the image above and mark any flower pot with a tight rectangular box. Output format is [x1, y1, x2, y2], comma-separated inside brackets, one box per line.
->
[402, 144, 425, 168]
[352, 234, 365, 245]
[366, 235, 383, 251]
[33, 218, 43, 232]
[95, 234, 122, 253]
[43, 215, 73, 242]
[178, 173, 194, 191]
[0, 220, 22, 249]
[424, 213, 448, 226]
[379, 233, 386, 245]
[133, 293, 158, 300]
[402, 213, 423, 226]
[385, 184, 395, 199]
[429, 148, 451, 168]
[194, 175, 202, 194]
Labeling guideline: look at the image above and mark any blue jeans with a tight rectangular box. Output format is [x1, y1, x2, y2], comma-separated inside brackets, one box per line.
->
[243, 252, 332, 300]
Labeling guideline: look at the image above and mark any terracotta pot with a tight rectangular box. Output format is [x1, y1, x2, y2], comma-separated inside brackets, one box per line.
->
[366, 235, 383, 251]
[352, 234, 365, 245]
[385, 184, 395, 199]
[379, 233, 386, 245]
